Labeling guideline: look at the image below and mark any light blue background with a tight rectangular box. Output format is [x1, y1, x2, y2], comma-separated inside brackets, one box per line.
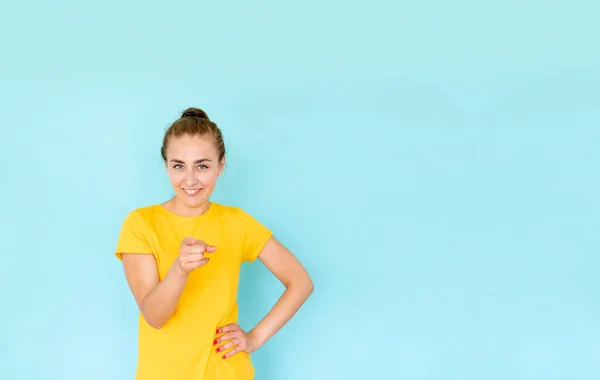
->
[1, 1, 599, 379]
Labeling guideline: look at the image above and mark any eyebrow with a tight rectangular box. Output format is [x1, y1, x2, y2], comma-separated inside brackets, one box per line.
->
[169, 159, 213, 164]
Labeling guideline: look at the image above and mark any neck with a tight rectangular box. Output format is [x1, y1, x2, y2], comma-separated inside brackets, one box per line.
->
[164, 197, 211, 217]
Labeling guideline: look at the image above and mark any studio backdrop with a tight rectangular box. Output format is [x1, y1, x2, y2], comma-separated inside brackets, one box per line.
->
[1, 1, 599, 379]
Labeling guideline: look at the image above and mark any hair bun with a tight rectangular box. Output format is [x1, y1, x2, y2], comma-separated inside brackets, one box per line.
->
[181, 108, 209, 120]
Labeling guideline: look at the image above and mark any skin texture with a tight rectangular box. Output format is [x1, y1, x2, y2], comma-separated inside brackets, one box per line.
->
[121, 132, 314, 358]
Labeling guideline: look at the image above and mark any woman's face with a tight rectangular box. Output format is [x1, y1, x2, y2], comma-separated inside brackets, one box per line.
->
[164, 133, 224, 215]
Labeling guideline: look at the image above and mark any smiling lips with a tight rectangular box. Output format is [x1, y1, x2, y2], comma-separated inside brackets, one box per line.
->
[183, 188, 202, 196]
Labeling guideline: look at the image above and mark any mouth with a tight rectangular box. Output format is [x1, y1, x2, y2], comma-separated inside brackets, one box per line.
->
[182, 188, 202, 196]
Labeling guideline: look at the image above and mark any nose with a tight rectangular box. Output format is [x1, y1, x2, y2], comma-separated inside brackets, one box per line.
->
[184, 169, 197, 186]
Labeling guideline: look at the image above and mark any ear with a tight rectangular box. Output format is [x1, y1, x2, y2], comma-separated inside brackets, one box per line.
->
[218, 156, 226, 176]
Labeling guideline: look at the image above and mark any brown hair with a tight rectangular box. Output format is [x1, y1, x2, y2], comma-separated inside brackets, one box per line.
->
[160, 107, 226, 162]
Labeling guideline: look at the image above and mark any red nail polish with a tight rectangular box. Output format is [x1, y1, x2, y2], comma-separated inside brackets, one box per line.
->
[213, 340, 217, 345]
[216, 329, 219, 334]
[216, 348, 220, 353]
[222, 355, 226, 359]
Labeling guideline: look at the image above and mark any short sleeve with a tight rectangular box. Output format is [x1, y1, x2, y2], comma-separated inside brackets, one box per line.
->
[115, 210, 154, 261]
[239, 208, 272, 262]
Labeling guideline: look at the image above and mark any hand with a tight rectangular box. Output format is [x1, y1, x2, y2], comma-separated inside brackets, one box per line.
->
[213, 324, 261, 359]
[176, 237, 216, 275]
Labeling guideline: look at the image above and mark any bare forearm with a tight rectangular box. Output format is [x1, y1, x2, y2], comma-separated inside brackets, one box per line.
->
[141, 264, 188, 328]
[250, 281, 313, 346]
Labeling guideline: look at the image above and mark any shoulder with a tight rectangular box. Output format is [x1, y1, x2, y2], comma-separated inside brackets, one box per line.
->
[120, 204, 162, 227]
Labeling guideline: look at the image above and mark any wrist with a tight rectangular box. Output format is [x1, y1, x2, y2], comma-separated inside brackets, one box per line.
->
[248, 328, 267, 350]
[172, 261, 189, 279]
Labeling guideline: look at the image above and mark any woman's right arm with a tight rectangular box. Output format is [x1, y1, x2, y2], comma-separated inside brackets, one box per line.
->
[121, 237, 216, 329]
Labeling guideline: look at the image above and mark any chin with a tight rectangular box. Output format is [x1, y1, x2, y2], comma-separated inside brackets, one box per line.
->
[175, 192, 208, 208]
[181, 198, 207, 209]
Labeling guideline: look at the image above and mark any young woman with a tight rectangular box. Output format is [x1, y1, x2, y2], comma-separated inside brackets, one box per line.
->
[115, 108, 314, 380]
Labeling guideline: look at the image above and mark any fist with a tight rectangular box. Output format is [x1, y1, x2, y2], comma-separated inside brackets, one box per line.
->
[177, 237, 216, 275]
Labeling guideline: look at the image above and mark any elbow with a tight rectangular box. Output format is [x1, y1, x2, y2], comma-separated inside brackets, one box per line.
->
[307, 278, 314, 297]
[295, 275, 314, 298]
[148, 320, 165, 330]
[282, 271, 314, 298]
[143, 314, 165, 329]
[305, 276, 314, 295]
[140, 303, 167, 329]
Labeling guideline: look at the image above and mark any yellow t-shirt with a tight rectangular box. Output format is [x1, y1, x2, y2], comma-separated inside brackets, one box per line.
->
[115, 202, 272, 380]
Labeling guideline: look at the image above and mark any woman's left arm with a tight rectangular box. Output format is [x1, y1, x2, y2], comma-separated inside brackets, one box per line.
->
[215, 237, 314, 357]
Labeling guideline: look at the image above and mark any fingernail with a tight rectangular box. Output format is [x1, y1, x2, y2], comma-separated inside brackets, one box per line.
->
[222, 355, 226, 359]
[216, 329, 219, 334]
[216, 348, 220, 353]
[213, 340, 217, 345]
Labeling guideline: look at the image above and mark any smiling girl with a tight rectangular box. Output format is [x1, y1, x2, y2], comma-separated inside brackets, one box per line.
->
[115, 108, 314, 380]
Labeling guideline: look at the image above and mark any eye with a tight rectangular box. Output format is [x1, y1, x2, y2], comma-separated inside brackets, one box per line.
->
[173, 164, 183, 169]
[197, 165, 209, 170]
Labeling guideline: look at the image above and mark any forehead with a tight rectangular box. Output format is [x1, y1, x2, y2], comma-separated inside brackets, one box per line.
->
[166, 133, 218, 160]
